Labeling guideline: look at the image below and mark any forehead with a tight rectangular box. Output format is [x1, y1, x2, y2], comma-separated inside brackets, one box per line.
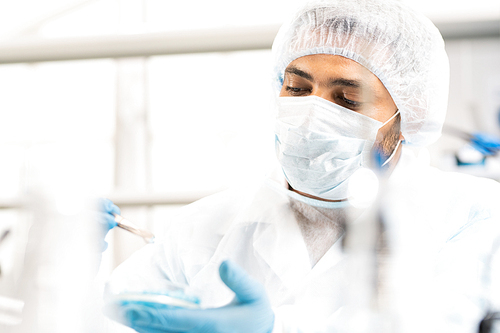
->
[285, 54, 386, 92]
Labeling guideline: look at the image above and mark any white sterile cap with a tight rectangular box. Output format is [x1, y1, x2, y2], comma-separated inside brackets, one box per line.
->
[272, 0, 450, 147]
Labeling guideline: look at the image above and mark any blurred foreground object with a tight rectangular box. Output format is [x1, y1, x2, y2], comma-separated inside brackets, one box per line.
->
[0, 143, 108, 333]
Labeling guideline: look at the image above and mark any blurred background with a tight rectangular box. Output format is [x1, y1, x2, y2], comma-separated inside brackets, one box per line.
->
[0, 1, 498, 329]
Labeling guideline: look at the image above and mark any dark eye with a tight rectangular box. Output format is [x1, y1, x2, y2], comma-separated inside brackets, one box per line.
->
[337, 95, 362, 110]
[285, 86, 310, 96]
[341, 97, 359, 107]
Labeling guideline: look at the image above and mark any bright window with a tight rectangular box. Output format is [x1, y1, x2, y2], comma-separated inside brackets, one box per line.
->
[148, 50, 276, 193]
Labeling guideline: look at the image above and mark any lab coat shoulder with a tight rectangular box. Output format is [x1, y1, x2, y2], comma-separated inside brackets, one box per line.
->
[424, 166, 500, 241]
[424, 167, 500, 240]
[389, 149, 500, 243]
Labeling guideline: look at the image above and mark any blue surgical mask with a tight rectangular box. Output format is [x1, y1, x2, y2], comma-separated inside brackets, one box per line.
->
[275, 95, 400, 201]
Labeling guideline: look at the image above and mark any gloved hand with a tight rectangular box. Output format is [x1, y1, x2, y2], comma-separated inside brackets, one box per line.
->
[96, 198, 120, 251]
[121, 260, 275, 333]
[471, 132, 500, 156]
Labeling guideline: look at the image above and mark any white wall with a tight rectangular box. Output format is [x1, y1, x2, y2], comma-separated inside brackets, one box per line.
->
[428, 37, 500, 178]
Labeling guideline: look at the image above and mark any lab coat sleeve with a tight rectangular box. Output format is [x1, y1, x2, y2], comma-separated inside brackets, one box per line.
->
[106, 187, 247, 295]
[105, 242, 183, 295]
[105, 213, 200, 294]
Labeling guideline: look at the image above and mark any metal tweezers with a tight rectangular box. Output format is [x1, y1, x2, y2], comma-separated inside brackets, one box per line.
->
[113, 214, 155, 244]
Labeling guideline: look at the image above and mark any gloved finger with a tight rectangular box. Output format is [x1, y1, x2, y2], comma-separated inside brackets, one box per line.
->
[98, 198, 121, 216]
[132, 324, 181, 333]
[103, 302, 131, 326]
[471, 133, 500, 155]
[104, 302, 185, 332]
[472, 133, 500, 146]
[123, 304, 201, 331]
[219, 260, 267, 304]
[91, 211, 118, 231]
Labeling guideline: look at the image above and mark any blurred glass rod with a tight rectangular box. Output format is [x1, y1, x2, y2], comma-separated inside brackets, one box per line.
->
[113, 214, 155, 244]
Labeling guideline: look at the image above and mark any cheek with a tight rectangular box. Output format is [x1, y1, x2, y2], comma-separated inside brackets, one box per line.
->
[370, 106, 394, 123]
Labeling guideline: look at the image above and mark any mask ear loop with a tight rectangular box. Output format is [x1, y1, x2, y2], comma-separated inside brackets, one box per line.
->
[380, 109, 401, 167]
[381, 109, 400, 127]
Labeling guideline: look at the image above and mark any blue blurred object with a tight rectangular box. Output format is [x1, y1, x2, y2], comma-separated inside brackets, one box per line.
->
[97, 198, 120, 251]
[455, 144, 487, 166]
[372, 147, 386, 170]
[455, 156, 486, 166]
[118, 291, 200, 309]
[109, 282, 200, 311]
[443, 125, 500, 156]
[122, 260, 275, 333]
[470, 132, 500, 156]
[99, 198, 120, 230]
[371, 145, 393, 171]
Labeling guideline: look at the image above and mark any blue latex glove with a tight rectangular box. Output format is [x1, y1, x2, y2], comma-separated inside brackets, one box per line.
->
[121, 260, 274, 333]
[96, 198, 120, 251]
[470, 132, 500, 156]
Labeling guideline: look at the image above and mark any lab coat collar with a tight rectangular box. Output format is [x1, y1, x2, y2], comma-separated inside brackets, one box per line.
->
[236, 179, 311, 290]
[387, 146, 431, 191]
[247, 149, 424, 289]
[231, 149, 426, 291]
[237, 170, 345, 291]
[391, 146, 428, 178]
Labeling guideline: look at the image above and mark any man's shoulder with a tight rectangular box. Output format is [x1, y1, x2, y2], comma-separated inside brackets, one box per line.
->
[393, 152, 500, 224]
[427, 168, 500, 231]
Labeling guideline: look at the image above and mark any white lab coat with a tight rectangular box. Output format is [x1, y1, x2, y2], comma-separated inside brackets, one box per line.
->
[108, 148, 500, 332]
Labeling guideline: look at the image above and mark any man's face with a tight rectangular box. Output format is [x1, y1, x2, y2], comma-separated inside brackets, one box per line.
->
[279, 54, 402, 157]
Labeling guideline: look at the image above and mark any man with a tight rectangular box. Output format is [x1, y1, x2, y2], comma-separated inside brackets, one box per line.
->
[101, 0, 500, 332]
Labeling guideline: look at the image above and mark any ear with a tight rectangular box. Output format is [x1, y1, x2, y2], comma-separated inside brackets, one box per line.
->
[399, 132, 405, 141]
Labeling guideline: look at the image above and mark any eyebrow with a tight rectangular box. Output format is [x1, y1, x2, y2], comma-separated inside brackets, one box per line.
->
[284, 66, 313, 81]
[328, 78, 361, 88]
[285, 66, 364, 89]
